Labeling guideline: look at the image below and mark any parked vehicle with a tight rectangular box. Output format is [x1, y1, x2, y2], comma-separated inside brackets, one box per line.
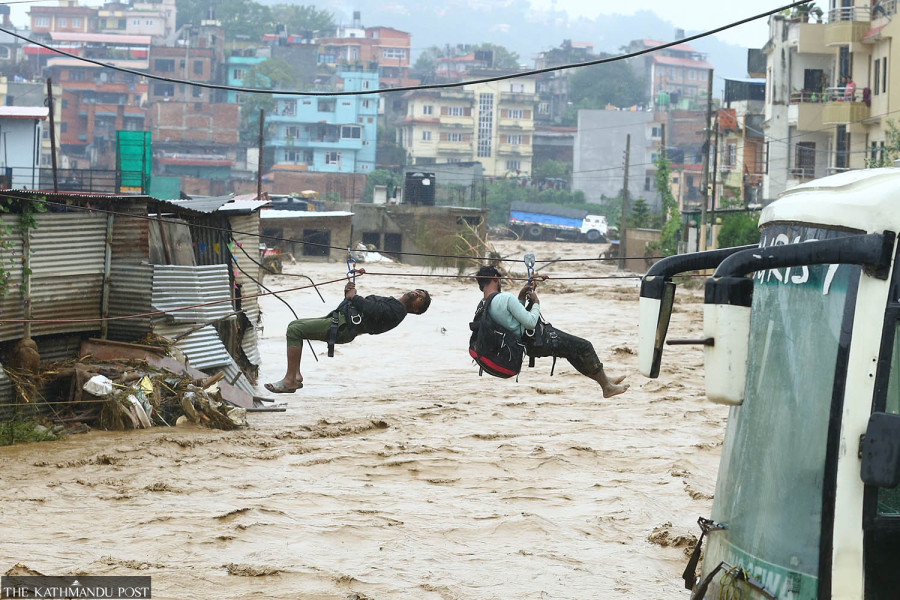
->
[638, 168, 900, 599]
[507, 201, 608, 242]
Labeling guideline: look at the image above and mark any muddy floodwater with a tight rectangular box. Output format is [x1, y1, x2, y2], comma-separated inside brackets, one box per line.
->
[0, 240, 727, 599]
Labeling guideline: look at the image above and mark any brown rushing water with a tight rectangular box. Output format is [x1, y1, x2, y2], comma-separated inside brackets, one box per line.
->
[0, 241, 726, 599]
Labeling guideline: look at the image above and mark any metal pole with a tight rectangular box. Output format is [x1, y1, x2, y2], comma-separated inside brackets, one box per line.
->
[618, 133, 630, 270]
[710, 115, 720, 249]
[46, 78, 58, 192]
[660, 123, 667, 225]
[257, 108, 264, 200]
[700, 68, 714, 251]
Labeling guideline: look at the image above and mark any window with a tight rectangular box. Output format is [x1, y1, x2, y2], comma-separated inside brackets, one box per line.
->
[507, 108, 524, 119]
[421, 130, 432, 141]
[132, 19, 140, 25]
[325, 151, 341, 165]
[382, 47, 407, 59]
[510, 83, 524, 93]
[883, 57, 888, 94]
[362, 99, 371, 109]
[285, 126, 300, 138]
[538, 102, 550, 115]
[507, 135, 523, 145]
[302, 229, 330, 257]
[61, 99, 68, 109]
[651, 126, 662, 138]
[506, 160, 521, 171]
[285, 150, 302, 162]
[726, 142, 737, 167]
[795, 141, 816, 177]
[193, 60, 203, 75]
[361, 79, 370, 89]
[875, 59, 881, 96]
[447, 132, 463, 142]
[193, 87, 202, 98]
[155, 59, 175, 72]
[644, 177, 651, 191]
[71, 17, 82, 28]
[317, 98, 335, 112]
[447, 106, 465, 116]
[423, 105, 433, 115]
[33, 16, 49, 28]
[58, 17, 67, 27]
[688, 70, 696, 80]
[193, 102, 202, 111]
[281, 100, 296, 116]
[146, 19, 153, 26]
[69, 70, 85, 82]
[0, 47, 10, 60]
[60, 122, 67, 133]
[477, 93, 494, 158]
[154, 83, 175, 97]
[341, 125, 361, 139]
[232, 68, 246, 81]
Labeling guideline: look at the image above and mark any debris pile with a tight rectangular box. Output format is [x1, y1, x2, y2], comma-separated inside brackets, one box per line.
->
[5, 337, 252, 433]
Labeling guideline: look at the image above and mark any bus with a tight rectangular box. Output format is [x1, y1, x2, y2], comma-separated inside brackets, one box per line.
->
[638, 167, 900, 599]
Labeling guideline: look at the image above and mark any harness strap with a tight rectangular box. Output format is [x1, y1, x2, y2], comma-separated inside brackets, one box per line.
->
[326, 299, 363, 357]
[327, 308, 340, 357]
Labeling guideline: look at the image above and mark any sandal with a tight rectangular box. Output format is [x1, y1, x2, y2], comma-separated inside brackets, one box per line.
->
[264, 381, 302, 394]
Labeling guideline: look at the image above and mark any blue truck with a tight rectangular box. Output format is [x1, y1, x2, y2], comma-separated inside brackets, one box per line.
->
[507, 201, 609, 243]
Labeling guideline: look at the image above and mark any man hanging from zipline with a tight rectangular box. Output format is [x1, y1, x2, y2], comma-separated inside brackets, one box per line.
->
[473, 264, 628, 397]
[265, 269, 431, 393]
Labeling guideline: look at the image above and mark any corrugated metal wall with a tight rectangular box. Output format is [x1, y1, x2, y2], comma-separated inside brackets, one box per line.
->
[30, 213, 108, 337]
[151, 264, 233, 323]
[108, 200, 153, 342]
[228, 213, 262, 370]
[0, 215, 25, 341]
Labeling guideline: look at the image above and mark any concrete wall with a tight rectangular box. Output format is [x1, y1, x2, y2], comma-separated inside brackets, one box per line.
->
[232, 170, 367, 202]
[351, 204, 487, 267]
[623, 227, 661, 273]
[260, 214, 352, 263]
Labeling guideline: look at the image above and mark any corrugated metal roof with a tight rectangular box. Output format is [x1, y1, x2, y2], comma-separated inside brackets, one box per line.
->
[260, 210, 353, 219]
[151, 264, 234, 323]
[171, 196, 269, 214]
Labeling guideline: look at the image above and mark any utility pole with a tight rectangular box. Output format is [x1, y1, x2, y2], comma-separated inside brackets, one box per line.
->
[618, 134, 630, 270]
[660, 123, 667, 225]
[257, 108, 264, 200]
[700, 68, 714, 251]
[710, 115, 720, 249]
[46, 78, 58, 192]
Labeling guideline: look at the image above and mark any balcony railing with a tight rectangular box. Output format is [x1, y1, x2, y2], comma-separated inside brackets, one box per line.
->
[790, 167, 816, 180]
[829, 6, 871, 22]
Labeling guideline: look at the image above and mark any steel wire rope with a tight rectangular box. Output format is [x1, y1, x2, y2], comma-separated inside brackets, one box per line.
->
[4, 193, 672, 264]
[0, 1, 809, 98]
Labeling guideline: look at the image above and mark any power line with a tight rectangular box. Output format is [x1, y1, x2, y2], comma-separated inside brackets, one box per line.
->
[0, 1, 808, 98]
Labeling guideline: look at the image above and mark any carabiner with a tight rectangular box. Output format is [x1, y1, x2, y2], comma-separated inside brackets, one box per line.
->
[346, 250, 357, 283]
[524, 253, 536, 288]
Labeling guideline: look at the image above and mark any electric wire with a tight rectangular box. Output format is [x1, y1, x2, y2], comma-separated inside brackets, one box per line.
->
[0, 1, 809, 98]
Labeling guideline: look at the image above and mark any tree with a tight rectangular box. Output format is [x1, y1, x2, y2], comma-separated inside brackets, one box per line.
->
[412, 46, 442, 76]
[244, 57, 298, 90]
[362, 169, 399, 203]
[866, 119, 900, 167]
[532, 160, 571, 182]
[177, 0, 272, 40]
[270, 4, 334, 34]
[238, 95, 275, 144]
[561, 60, 645, 125]
[648, 152, 682, 256]
[717, 211, 761, 248]
[628, 197, 651, 228]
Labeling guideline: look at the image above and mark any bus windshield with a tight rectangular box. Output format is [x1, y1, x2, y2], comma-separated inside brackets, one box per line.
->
[703, 225, 860, 598]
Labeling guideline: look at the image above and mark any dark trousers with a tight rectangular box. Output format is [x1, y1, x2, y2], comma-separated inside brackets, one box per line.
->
[524, 323, 603, 377]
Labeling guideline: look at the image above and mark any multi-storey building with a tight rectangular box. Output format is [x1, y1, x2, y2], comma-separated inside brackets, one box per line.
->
[46, 55, 148, 169]
[399, 75, 537, 177]
[715, 79, 766, 206]
[760, 2, 900, 201]
[625, 38, 713, 110]
[317, 12, 416, 89]
[532, 40, 595, 126]
[268, 71, 379, 173]
[97, 0, 176, 40]
[29, 0, 95, 35]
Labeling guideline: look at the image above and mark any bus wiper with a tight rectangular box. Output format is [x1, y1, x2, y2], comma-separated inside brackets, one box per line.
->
[683, 517, 727, 590]
[691, 561, 777, 600]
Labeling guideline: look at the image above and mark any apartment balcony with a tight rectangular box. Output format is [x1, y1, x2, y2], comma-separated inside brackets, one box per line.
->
[825, 6, 871, 45]
[788, 91, 827, 131]
[497, 144, 532, 156]
[821, 87, 869, 123]
[788, 21, 828, 54]
[438, 141, 473, 154]
[500, 92, 538, 104]
[497, 118, 534, 131]
[439, 115, 474, 127]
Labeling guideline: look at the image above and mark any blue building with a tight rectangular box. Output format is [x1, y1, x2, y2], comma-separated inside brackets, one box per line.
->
[225, 55, 267, 103]
[269, 71, 378, 174]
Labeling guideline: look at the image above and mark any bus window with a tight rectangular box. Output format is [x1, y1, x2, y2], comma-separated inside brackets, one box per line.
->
[878, 322, 900, 516]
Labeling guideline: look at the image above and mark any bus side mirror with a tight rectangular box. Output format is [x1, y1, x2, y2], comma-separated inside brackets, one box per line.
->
[861, 412, 900, 488]
[703, 277, 753, 405]
[639, 279, 675, 378]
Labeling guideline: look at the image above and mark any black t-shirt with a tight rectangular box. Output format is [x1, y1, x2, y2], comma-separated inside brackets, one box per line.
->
[348, 294, 407, 335]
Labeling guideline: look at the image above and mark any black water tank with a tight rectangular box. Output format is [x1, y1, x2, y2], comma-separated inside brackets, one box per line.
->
[404, 172, 435, 206]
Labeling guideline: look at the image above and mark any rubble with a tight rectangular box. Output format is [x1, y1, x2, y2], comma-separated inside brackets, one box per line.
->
[4, 337, 255, 434]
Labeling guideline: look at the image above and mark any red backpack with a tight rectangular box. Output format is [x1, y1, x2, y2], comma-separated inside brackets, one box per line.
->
[468, 293, 525, 378]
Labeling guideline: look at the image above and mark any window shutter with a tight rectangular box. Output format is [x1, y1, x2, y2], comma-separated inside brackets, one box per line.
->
[441, 106, 448, 115]
[464, 108, 471, 116]
[440, 132, 447, 141]
[524, 110, 531, 119]
[523, 136, 530, 144]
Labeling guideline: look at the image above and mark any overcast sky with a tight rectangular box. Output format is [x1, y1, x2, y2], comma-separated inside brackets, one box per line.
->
[530, 0, 777, 48]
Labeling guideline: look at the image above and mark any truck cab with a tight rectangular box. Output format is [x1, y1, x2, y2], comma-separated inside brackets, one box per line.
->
[638, 168, 900, 599]
[581, 214, 608, 243]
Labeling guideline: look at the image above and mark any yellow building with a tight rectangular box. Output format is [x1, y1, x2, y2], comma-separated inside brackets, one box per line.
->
[398, 75, 537, 177]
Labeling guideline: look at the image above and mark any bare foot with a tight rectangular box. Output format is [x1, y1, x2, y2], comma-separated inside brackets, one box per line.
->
[612, 374, 627, 385]
[602, 383, 629, 398]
